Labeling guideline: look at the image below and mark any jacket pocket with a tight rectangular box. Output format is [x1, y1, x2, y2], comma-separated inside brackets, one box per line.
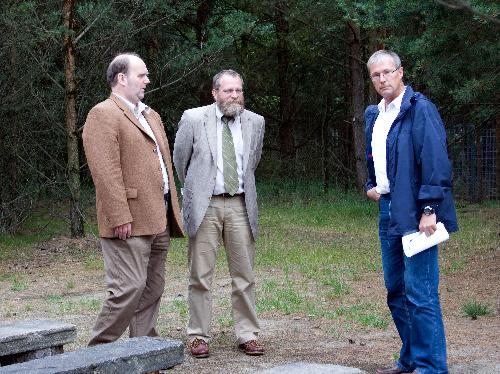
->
[125, 188, 138, 199]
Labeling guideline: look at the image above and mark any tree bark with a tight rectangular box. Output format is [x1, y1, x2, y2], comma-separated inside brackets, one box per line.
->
[367, 28, 385, 104]
[347, 21, 367, 191]
[63, 0, 84, 237]
[274, 1, 295, 158]
[196, 0, 214, 106]
[495, 118, 500, 200]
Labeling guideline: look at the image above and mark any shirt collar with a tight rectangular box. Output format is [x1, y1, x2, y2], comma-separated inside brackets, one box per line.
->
[377, 86, 406, 113]
[113, 93, 149, 118]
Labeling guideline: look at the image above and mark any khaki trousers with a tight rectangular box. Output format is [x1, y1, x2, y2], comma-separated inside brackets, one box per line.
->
[88, 227, 170, 346]
[187, 195, 260, 344]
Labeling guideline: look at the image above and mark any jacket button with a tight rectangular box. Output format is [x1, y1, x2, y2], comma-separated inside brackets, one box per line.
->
[153, 149, 157, 153]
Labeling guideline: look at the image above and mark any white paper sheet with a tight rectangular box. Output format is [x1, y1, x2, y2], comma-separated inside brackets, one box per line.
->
[402, 222, 449, 257]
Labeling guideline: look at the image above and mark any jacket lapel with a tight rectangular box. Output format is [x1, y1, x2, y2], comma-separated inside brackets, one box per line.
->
[204, 103, 217, 163]
[109, 95, 154, 140]
[241, 110, 252, 173]
[390, 86, 415, 129]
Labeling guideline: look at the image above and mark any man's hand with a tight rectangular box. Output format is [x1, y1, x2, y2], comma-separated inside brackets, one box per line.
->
[419, 214, 437, 236]
[114, 223, 132, 240]
[366, 187, 381, 202]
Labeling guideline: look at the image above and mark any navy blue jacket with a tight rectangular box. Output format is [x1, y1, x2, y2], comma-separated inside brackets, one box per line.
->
[365, 86, 458, 236]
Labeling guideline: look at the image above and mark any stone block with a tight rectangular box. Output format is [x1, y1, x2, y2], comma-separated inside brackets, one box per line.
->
[257, 362, 367, 374]
[0, 320, 76, 365]
[0, 336, 184, 373]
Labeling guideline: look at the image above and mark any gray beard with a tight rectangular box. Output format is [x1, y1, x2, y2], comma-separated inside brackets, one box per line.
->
[219, 101, 244, 117]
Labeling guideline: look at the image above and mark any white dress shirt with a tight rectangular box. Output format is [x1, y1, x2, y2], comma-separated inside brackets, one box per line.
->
[371, 87, 406, 194]
[113, 93, 169, 194]
[213, 105, 244, 195]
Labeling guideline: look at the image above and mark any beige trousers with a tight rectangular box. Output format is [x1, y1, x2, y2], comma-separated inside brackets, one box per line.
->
[88, 227, 170, 346]
[187, 195, 260, 344]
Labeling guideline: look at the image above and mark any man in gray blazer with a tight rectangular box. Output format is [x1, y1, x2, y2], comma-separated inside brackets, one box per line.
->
[173, 69, 265, 358]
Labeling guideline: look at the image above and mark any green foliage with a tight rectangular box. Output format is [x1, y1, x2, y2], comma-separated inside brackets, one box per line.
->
[1, 0, 497, 236]
[376, 0, 499, 123]
[462, 300, 492, 319]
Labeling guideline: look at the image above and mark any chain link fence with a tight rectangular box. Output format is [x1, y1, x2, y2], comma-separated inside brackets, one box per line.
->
[447, 121, 498, 201]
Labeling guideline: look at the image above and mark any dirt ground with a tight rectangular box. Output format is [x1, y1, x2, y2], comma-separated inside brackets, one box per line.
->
[1, 235, 498, 374]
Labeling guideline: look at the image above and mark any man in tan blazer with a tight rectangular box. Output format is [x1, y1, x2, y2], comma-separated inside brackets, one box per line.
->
[83, 53, 183, 346]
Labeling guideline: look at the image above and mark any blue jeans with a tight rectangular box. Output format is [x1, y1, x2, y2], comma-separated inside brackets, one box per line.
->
[379, 195, 448, 374]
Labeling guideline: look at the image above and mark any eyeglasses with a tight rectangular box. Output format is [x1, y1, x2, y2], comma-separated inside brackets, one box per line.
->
[370, 68, 399, 81]
[218, 88, 243, 95]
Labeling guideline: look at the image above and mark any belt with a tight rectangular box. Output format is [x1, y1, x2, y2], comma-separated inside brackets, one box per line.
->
[213, 192, 244, 198]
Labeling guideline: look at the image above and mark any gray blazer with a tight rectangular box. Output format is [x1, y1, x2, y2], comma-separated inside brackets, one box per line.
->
[173, 103, 265, 239]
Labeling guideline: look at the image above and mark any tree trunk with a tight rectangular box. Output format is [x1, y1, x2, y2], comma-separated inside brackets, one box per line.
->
[495, 118, 500, 200]
[321, 77, 331, 193]
[274, 1, 295, 158]
[196, 0, 214, 106]
[348, 21, 367, 191]
[367, 28, 385, 104]
[63, 0, 84, 237]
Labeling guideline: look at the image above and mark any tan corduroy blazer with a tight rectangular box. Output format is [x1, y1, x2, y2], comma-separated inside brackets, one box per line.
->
[83, 95, 184, 238]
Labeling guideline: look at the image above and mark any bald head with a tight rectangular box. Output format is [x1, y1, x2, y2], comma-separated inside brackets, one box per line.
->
[106, 53, 141, 87]
[107, 53, 150, 104]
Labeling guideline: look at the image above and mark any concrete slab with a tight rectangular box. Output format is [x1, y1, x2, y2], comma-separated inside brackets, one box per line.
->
[0, 336, 184, 373]
[256, 362, 367, 374]
[0, 319, 76, 357]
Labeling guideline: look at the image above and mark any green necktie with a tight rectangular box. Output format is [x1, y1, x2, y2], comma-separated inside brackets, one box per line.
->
[222, 116, 239, 196]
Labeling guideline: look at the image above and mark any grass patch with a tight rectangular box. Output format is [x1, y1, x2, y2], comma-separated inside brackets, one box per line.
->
[0, 212, 67, 248]
[66, 280, 76, 290]
[257, 278, 306, 315]
[9, 275, 28, 292]
[165, 297, 188, 318]
[45, 294, 63, 303]
[319, 268, 351, 296]
[0, 180, 498, 330]
[217, 315, 234, 328]
[84, 252, 104, 271]
[462, 300, 492, 320]
[334, 303, 389, 329]
[43, 294, 101, 314]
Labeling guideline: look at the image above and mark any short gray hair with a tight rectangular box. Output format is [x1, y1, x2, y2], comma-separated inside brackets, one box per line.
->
[366, 50, 401, 70]
[106, 52, 141, 87]
[212, 69, 243, 90]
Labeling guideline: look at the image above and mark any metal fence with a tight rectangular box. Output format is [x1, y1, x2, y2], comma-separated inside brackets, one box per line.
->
[447, 121, 498, 201]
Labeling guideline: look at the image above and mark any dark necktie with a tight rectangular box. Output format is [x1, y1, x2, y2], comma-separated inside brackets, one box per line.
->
[222, 116, 238, 196]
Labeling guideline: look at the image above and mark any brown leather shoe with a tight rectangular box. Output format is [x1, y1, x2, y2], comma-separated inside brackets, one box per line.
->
[238, 340, 264, 356]
[190, 338, 209, 358]
[376, 367, 403, 374]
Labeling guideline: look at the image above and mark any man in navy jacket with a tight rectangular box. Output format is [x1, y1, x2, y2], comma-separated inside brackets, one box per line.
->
[364, 50, 458, 374]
